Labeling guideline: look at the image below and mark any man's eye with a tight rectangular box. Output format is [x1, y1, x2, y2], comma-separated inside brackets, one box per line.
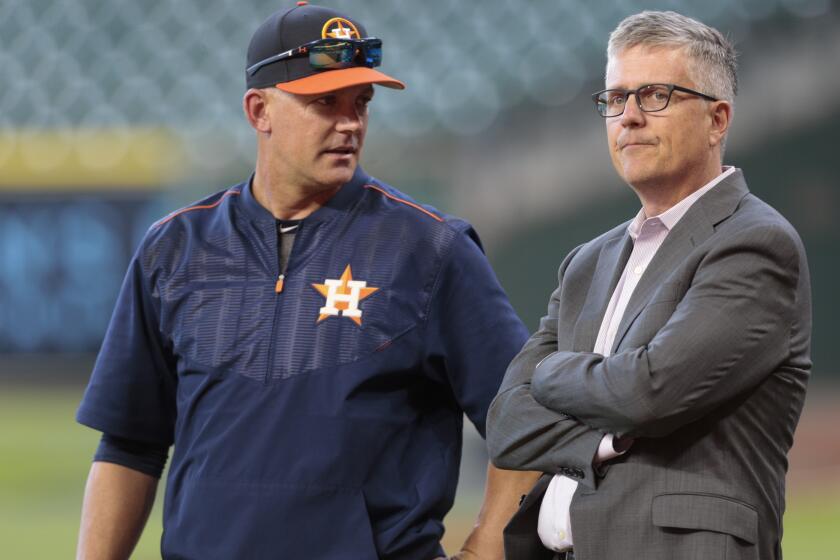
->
[316, 95, 336, 106]
[641, 86, 669, 102]
[607, 94, 626, 106]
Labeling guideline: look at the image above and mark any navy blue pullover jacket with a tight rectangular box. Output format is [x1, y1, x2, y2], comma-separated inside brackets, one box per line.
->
[78, 168, 528, 559]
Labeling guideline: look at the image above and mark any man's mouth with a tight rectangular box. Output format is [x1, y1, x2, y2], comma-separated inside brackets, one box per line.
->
[324, 146, 357, 155]
[619, 139, 655, 150]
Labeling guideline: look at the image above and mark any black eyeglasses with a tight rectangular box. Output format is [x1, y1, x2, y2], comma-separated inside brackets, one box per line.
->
[247, 37, 383, 77]
[591, 83, 718, 117]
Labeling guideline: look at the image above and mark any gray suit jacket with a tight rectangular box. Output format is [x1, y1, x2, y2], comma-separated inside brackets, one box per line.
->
[487, 170, 811, 560]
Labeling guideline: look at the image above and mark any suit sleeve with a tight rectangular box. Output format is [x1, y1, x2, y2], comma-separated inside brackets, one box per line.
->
[76, 248, 178, 446]
[530, 225, 803, 438]
[486, 246, 608, 488]
[425, 226, 530, 439]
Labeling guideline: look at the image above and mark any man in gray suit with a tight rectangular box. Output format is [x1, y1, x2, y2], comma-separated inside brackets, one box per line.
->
[486, 10, 811, 560]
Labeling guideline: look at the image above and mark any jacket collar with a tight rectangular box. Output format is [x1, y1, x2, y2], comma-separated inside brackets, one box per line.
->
[238, 166, 370, 226]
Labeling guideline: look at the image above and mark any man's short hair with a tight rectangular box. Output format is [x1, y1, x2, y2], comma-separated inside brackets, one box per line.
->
[607, 11, 738, 105]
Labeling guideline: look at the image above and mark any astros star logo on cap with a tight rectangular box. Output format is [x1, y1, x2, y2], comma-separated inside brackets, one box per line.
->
[322, 17, 359, 40]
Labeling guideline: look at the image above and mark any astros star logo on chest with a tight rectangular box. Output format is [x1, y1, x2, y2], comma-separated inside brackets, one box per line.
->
[312, 265, 378, 325]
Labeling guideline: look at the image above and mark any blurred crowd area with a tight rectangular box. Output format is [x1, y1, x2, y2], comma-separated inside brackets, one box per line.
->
[2, 0, 838, 139]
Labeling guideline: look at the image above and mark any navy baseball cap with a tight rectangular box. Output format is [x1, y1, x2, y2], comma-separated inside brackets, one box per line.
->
[246, 2, 405, 94]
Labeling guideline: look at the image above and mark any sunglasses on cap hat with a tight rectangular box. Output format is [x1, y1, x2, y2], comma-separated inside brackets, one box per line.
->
[247, 37, 382, 78]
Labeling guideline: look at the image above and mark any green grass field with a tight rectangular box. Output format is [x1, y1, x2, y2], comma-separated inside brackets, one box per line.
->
[1, 386, 837, 559]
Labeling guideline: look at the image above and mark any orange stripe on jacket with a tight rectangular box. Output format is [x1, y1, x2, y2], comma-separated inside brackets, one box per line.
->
[153, 190, 241, 228]
[363, 184, 444, 222]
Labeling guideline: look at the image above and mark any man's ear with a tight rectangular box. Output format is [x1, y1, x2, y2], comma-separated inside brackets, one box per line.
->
[243, 88, 272, 133]
[708, 99, 732, 149]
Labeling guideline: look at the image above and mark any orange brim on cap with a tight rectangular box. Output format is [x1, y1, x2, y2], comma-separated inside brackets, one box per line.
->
[275, 66, 405, 95]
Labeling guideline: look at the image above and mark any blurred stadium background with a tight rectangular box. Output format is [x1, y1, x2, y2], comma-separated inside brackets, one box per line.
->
[1, 0, 839, 557]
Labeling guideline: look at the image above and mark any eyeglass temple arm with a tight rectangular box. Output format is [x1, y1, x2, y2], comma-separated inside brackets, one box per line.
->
[671, 85, 718, 101]
[247, 46, 300, 76]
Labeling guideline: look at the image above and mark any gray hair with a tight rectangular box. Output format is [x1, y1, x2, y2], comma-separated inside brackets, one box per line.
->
[607, 11, 738, 104]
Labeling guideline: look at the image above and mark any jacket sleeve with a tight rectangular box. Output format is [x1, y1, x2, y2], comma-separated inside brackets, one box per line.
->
[76, 247, 178, 446]
[486, 245, 607, 488]
[530, 225, 804, 438]
[425, 225, 530, 439]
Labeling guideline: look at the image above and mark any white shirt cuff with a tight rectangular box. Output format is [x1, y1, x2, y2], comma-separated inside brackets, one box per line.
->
[594, 433, 633, 464]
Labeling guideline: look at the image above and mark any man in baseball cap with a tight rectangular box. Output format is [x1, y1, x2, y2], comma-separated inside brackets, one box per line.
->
[77, 2, 538, 559]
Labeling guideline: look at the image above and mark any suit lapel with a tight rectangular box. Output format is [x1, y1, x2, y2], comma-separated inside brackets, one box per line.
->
[573, 230, 633, 352]
[610, 170, 750, 354]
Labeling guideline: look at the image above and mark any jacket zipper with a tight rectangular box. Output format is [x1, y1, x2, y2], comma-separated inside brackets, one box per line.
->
[264, 225, 285, 384]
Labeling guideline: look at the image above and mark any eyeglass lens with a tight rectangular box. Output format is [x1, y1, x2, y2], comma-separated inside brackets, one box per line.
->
[598, 84, 672, 116]
[309, 40, 382, 69]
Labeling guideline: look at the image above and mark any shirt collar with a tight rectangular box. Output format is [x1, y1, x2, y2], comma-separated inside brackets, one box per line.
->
[627, 166, 737, 240]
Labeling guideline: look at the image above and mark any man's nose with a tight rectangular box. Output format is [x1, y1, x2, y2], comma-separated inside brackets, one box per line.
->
[336, 106, 364, 133]
[619, 93, 646, 126]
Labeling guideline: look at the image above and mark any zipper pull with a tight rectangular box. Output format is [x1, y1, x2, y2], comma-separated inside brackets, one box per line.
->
[275, 274, 285, 293]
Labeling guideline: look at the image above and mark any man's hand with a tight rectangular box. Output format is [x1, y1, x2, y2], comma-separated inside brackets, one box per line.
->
[433, 552, 479, 560]
[447, 550, 480, 560]
[450, 463, 542, 560]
